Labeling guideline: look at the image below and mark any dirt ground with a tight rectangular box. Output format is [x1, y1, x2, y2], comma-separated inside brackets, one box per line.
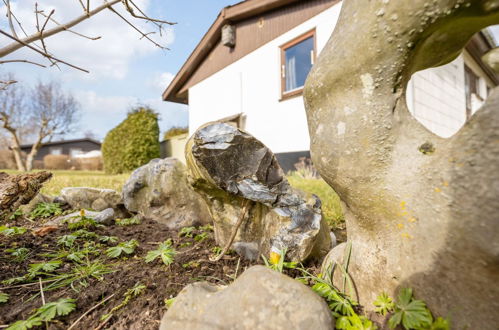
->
[0, 213, 259, 330]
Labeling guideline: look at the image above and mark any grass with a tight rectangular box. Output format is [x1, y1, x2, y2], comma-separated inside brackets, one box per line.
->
[287, 172, 344, 229]
[2, 169, 344, 229]
[2, 170, 129, 196]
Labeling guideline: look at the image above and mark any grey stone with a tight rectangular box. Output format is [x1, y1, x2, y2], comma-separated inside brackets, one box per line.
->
[186, 123, 331, 262]
[160, 265, 334, 330]
[304, 1, 499, 328]
[122, 158, 211, 229]
[60, 187, 122, 211]
[47, 208, 115, 226]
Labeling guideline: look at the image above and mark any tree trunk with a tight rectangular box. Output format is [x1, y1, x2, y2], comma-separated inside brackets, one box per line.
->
[11, 145, 26, 171]
[26, 134, 44, 172]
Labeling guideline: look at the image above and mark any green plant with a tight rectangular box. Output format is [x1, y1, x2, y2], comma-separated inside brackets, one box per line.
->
[6, 298, 75, 330]
[67, 215, 100, 230]
[100, 235, 118, 244]
[101, 282, 146, 320]
[115, 217, 141, 226]
[374, 292, 394, 316]
[0, 292, 9, 303]
[28, 261, 62, 277]
[145, 239, 176, 266]
[57, 234, 77, 248]
[163, 126, 188, 140]
[44, 260, 114, 292]
[429, 317, 450, 330]
[0, 225, 27, 236]
[164, 297, 175, 308]
[29, 202, 62, 219]
[199, 224, 213, 232]
[72, 229, 98, 239]
[388, 288, 433, 330]
[179, 226, 195, 238]
[261, 248, 298, 273]
[106, 239, 139, 258]
[194, 232, 208, 242]
[9, 208, 22, 220]
[102, 107, 160, 174]
[7, 247, 30, 262]
[211, 246, 222, 256]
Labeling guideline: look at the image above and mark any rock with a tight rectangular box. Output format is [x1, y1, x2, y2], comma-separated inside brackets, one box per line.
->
[303, 1, 499, 328]
[122, 158, 211, 229]
[160, 265, 334, 330]
[186, 123, 330, 262]
[47, 208, 115, 226]
[0, 171, 52, 216]
[60, 187, 122, 211]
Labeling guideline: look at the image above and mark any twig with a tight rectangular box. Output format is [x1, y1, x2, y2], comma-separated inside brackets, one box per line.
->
[0, 0, 121, 57]
[210, 200, 251, 262]
[0, 29, 89, 73]
[39, 277, 46, 305]
[37, 11, 101, 40]
[1, 279, 57, 290]
[94, 315, 112, 330]
[5, 0, 17, 38]
[0, 59, 46, 67]
[68, 293, 116, 330]
[124, 0, 176, 26]
[107, 6, 169, 50]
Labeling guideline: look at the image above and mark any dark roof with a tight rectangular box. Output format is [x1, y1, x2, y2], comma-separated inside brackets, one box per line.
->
[20, 138, 101, 149]
[162, 0, 302, 103]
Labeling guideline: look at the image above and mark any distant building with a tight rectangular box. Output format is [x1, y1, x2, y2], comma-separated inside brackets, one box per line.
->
[20, 138, 101, 161]
[162, 0, 498, 171]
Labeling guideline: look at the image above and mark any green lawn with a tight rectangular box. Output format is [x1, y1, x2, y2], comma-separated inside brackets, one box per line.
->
[2, 170, 129, 196]
[3, 169, 344, 229]
[287, 172, 344, 229]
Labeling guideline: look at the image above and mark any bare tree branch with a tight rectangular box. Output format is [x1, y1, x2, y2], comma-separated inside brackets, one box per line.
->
[108, 6, 169, 50]
[37, 10, 102, 41]
[0, 79, 17, 91]
[124, 0, 176, 26]
[0, 0, 122, 58]
[0, 59, 46, 68]
[0, 29, 89, 72]
[5, 0, 18, 38]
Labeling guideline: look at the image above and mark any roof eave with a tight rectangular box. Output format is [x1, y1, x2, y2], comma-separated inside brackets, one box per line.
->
[162, 0, 301, 104]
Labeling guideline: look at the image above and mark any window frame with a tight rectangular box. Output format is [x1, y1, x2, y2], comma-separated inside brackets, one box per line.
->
[464, 64, 481, 120]
[279, 29, 317, 101]
[49, 147, 62, 155]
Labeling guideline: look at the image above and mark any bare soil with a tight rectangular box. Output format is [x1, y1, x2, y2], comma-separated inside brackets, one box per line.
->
[0, 214, 258, 329]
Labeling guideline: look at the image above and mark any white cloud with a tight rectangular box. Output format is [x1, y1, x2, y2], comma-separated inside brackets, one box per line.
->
[1, 0, 174, 80]
[149, 71, 175, 92]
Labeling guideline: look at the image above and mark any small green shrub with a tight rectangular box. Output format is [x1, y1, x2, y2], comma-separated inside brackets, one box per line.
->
[102, 107, 160, 174]
[0, 226, 27, 236]
[145, 239, 176, 266]
[163, 126, 188, 140]
[6, 298, 75, 330]
[106, 239, 139, 258]
[115, 217, 141, 226]
[30, 202, 62, 219]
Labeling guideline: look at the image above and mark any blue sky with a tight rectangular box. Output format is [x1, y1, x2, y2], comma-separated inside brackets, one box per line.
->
[1, 1, 498, 143]
[1, 0, 240, 141]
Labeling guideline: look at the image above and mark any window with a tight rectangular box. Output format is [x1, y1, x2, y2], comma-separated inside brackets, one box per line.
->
[70, 148, 83, 157]
[464, 65, 481, 119]
[50, 147, 62, 155]
[280, 29, 316, 99]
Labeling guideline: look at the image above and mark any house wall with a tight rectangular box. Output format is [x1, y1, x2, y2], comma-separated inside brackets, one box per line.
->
[189, 2, 342, 154]
[406, 51, 492, 138]
[21, 141, 101, 161]
[160, 133, 189, 164]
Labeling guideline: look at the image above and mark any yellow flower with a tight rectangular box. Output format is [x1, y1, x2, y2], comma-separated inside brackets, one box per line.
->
[80, 209, 85, 217]
[269, 251, 281, 265]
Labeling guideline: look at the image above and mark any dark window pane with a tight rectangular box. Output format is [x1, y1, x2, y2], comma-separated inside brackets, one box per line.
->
[284, 36, 314, 92]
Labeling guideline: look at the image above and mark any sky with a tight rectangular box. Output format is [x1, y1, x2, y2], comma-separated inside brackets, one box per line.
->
[1, 1, 498, 143]
[0, 0, 241, 141]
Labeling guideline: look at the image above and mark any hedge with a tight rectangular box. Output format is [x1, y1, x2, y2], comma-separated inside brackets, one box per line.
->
[102, 107, 160, 174]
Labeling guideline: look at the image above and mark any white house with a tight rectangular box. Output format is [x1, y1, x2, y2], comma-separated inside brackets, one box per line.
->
[163, 0, 498, 171]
